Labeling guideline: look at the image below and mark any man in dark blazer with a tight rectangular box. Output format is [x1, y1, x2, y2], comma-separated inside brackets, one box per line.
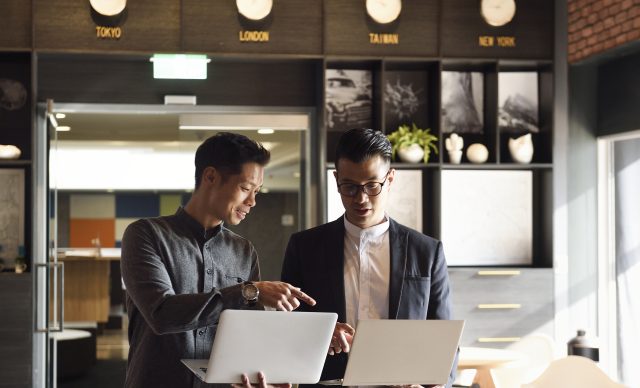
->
[281, 128, 456, 388]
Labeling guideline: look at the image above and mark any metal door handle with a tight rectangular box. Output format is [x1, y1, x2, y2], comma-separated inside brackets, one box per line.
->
[35, 262, 64, 333]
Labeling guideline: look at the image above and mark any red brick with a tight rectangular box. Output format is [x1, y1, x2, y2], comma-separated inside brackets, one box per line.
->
[599, 7, 610, 19]
[610, 3, 622, 14]
[610, 25, 623, 35]
[583, 26, 595, 37]
[593, 42, 605, 53]
[604, 16, 616, 27]
[577, 39, 588, 50]
[615, 33, 628, 44]
[594, 21, 605, 33]
[614, 11, 628, 24]
[622, 0, 634, 9]
[604, 38, 617, 49]
[593, 1, 604, 12]
[634, 15, 640, 28]
[588, 12, 599, 23]
[622, 19, 634, 32]
[628, 28, 640, 40]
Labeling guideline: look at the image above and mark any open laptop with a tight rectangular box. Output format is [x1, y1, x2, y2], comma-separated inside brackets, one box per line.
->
[322, 319, 464, 386]
[181, 309, 337, 384]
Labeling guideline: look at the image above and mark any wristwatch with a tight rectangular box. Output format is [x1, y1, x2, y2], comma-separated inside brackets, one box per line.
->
[241, 281, 260, 305]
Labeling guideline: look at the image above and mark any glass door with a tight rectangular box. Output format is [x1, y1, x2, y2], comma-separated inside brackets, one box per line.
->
[33, 100, 64, 388]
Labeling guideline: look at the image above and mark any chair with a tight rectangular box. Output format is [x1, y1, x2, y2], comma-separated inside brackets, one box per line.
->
[490, 333, 559, 388]
[522, 355, 627, 388]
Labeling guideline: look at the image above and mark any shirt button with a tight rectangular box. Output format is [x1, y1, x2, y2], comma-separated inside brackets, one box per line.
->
[206, 268, 213, 275]
[198, 330, 205, 336]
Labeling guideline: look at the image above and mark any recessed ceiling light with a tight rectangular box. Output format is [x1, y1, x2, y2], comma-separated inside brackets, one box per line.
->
[55, 113, 66, 119]
[258, 128, 275, 135]
[56, 126, 71, 132]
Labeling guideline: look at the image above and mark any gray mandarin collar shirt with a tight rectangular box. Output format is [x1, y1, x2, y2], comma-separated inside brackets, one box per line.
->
[121, 207, 260, 388]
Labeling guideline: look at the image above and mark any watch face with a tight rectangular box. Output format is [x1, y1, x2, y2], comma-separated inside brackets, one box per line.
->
[236, 0, 273, 21]
[366, 0, 402, 24]
[89, 0, 127, 16]
[481, 0, 516, 27]
[242, 283, 259, 301]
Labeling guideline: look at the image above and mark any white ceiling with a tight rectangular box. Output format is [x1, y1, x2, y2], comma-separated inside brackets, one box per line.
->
[52, 111, 303, 192]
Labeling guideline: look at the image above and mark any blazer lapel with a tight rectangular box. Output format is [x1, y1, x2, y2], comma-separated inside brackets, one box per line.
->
[388, 219, 408, 319]
[326, 218, 347, 323]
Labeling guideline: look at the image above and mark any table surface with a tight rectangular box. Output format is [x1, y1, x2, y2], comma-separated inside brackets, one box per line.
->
[50, 329, 92, 341]
[458, 346, 524, 369]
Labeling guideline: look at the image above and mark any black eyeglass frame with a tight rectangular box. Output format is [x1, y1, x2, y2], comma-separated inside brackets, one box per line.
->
[336, 170, 391, 197]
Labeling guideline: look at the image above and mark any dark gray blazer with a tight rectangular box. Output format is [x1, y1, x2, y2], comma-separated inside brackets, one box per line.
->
[281, 217, 457, 388]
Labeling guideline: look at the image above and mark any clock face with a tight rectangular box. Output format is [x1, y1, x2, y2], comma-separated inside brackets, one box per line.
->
[366, 0, 402, 25]
[89, 0, 127, 16]
[481, 0, 516, 27]
[236, 0, 273, 21]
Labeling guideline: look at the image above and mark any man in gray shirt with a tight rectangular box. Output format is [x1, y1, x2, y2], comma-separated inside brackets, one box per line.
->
[121, 132, 315, 388]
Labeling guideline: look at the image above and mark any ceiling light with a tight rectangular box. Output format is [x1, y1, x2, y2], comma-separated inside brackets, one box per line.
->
[56, 126, 71, 132]
[55, 113, 66, 119]
[257, 128, 275, 135]
[150, 54, 211, 80]
[179, 114, 308, 131]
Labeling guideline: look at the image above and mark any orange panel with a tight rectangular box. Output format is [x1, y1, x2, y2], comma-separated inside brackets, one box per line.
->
[69, 219, 116, 248]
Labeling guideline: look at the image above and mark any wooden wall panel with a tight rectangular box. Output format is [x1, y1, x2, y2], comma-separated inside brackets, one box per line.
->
[183, 0, 322, 55]
[441, 0, 553, 59]
[38, 55, 319, 107]
[0, 274, 32, 388]
[34, 0, 180, 52]
[0, 1, 32, 49]
[324, 0, 439, 57]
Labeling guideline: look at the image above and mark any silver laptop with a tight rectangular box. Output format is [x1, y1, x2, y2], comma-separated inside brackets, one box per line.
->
[323, 319, 464, 386]
[181, 309, 337, 384]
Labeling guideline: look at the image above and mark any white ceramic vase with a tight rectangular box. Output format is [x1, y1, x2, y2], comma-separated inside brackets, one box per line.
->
[466, 143, 489, 164]
[397, 144, 425, 163]
[508, 133, 534, 164]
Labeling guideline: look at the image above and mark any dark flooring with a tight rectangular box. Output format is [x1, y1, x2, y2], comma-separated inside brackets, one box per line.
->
[59, 359, 126, 388]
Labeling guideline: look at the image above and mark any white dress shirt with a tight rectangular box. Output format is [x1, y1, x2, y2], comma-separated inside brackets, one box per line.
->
[343, 215, 391, 329]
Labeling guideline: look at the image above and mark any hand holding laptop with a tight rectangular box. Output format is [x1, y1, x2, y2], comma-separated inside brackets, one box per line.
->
[255, 281, 316, 311]
[328, 322, 355, 356]
[232, 371, 292, 388]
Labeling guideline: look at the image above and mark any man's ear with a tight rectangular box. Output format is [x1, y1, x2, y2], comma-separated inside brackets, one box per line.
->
[387, 168, 396, 187]
[202, 166, 218, 187]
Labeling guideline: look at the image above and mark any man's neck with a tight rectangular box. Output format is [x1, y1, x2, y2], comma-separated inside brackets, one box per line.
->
[184, 194, 222, 230]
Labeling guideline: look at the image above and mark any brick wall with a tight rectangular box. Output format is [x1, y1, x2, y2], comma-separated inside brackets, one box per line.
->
[568, 0, 640, 63]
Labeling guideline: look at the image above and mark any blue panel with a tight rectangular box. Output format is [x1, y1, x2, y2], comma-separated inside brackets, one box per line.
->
[115, 194, 160, 218]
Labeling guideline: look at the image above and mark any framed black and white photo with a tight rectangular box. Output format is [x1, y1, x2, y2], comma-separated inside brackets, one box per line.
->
[441, 71, 484, 134]
[441, 170, 532, 266]
[325, 69, 373, 133]
[0, 169, 25, 268]
[498, 72, 539, 134]
[326, 169, 423, 231]
[384, 71, 428, 132]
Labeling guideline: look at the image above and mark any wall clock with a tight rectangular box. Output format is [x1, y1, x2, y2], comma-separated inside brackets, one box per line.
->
[236, 0, 273, 21]
[366, 0, 402, 24]
[89, 0, 127, 16]
[480, 0, 516, 27]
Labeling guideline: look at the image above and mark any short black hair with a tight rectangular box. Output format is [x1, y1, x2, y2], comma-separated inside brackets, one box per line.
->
[194, 132, 270, 189]
[335, 128, 392, 166]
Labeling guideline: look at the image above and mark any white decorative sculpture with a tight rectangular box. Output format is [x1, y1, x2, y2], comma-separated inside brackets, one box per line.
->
[509, 133, 534, 164]
[0, 144, 21, 159]
[466, 143, 489, 164]
[445, 133, 464, 164]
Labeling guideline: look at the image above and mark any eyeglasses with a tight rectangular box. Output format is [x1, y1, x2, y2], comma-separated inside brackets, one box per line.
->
[337, 171, 390, 197]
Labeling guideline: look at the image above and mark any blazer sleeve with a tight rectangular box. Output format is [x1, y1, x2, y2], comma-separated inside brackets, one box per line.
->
[427, 241, 452, 320]
[429, 240, 458, 388]
[281, 233, 301, 288]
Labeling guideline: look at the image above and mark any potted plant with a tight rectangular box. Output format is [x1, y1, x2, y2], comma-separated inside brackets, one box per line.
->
[386, 123, 438, 163]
